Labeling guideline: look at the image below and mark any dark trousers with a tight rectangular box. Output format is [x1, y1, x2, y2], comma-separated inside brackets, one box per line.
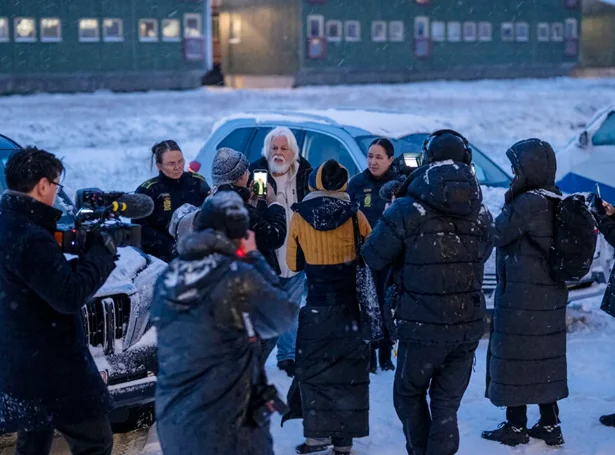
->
[16, 415, 113, 455]
[394, 340, 479, 455]
[371, 268, 394, 359]
[507, 402, 560, 428]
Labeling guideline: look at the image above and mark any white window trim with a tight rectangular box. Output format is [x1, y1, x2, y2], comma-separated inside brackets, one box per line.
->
[478, 22, 492, 41]
[552, 22, 564, 42]
[345, 20, 361, 42]
[326, 20, 342, 42]
[463, 21, 477, 42]
[40, 18, 62, 43]
[501, 22, 514, 42]
[229, 15, 241, 44]
[102, 18, 124, 42]
[431, 21, 445, 42]
[565, 18, 578, 39]
[79, 18, 100, 42]
[389, 21, 404, 42]
[0, 17, 8, 42]
[515, 22, 529, 42]
[414, 16, 429, 39]
[161, 18, 181, 42]
[183, 13, 202, 38]
[139, 19, 159, 42]
[371, 20, 387, 42]
[537, 22, 550, 42]
[307, 15, 324, 38]
[14, 17, 36, 43]
[447, 22, 461, 42]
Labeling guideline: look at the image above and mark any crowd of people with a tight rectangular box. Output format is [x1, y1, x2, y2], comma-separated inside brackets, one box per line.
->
[1, 125, 615, 455]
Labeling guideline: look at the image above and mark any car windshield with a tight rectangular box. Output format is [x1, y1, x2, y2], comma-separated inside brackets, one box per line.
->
[356, 133, 511, 187]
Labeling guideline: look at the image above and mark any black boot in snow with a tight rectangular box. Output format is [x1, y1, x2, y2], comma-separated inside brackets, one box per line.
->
[295, 443, 331, 454]
[529, 422, 565, 446]
[369, 347, 377, 374]
[481, 422, 530, 446]
[378, 348, 395, 371]
[277, 359, 295, 378]
[600, 413, 615, 427]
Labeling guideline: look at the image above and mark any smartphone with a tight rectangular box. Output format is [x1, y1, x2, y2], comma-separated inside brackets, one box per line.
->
[253, 170, 268, 198]
[596, 183, 602, 199]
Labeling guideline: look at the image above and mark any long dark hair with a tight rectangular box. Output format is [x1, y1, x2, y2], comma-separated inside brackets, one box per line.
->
[151, 140, 182, 170]
[369, 138, 395, 158]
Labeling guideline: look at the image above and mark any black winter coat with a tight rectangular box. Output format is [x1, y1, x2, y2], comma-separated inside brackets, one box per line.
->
[362, 162, 494, 344]
[152, 229, 298, 455]
[134, 171, 210, 262]
[597, 213, 615, 316]
[486, 142, 569, 407]
[215, 184, 286, 275]
[249, 156, 312, 203]
[0, 191, 116, 433]
[348, 168, 399, 228]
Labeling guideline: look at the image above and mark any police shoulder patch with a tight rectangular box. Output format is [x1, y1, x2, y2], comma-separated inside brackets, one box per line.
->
[141, 177, 159, 190]
[191, 173, 206, 182]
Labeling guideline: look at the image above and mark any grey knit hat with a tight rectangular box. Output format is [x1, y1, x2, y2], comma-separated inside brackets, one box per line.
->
[168, 203, 200, 241]
[211, 147, 250, 187]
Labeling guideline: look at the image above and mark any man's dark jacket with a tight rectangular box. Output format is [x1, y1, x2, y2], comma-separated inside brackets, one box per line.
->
[362, 161, 494, 344]
[152, 229, 298, 455]
[597, 211, 615, 316]
[486, 140, 570, 407]
[0, 191, 116, 433]
[249, 156, 312, 203]
[134, 171, 210, 262]
[348, 168, 399, 228]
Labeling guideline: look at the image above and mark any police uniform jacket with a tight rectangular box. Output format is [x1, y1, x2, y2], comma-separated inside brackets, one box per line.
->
[347, 168, 398, 229]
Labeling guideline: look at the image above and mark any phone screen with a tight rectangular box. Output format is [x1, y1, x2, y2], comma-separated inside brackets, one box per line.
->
[254, 170, 268, 198]
[596, 183, 602, 199]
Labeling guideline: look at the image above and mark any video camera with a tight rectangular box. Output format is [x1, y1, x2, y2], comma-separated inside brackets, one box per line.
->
[55, 188, 154, 255]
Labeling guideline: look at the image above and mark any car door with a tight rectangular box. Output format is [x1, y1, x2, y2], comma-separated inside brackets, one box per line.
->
[301, 130, 360, 177]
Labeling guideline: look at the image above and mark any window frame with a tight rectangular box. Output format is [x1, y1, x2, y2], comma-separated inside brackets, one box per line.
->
[478, 21, 492, 41]
[229, 14, 241, 44]
[463, 21, 477, 42]
[183, 13, 202, 38]
[414, 16, 429, 39]
[161, 18, 181, 42]
[565, 18, 578, 39]
[102, 18, 124, 42]
[552, 22, 564, 42]
[501, 22, 514, 42]
[326, 20, 342, 42]
[447, 21, 461, 42]
[139, 18, 159, 42]
[345, 20, 361, 42]
[0, 17, 8, 42]
[389, 21, 405, 42]
[40, 18, 62, 43]
[537, 22, 550, 42]
[431, 21, 445, 42]
[14, 17, 37, 43]
[79, 18, 100, 43]
[307, 15, 324, 39]
[515, 22, 529, 42]
[371, 20, 387, 42]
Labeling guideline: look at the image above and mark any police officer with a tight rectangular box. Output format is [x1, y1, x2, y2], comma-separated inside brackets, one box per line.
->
[134, 140, 210, 262]
[347, 137, 399, 373]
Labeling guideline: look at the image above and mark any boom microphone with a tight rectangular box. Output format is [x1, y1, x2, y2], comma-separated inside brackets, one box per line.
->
[110, 193, 155, 219]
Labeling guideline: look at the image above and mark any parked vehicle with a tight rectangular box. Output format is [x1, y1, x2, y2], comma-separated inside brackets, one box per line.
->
[195, 109, 612, 305]
[0, 134, 165, 434]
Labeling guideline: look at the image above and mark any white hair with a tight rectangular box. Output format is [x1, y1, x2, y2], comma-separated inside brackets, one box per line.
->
[262, 127, 300, 162]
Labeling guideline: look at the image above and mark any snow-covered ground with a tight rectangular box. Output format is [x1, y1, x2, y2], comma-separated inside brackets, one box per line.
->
[3, 77, 615, 454]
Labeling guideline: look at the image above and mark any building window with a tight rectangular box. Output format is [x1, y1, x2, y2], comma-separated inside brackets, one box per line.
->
[345, 21, 361, 42]
[389, 21, 404, 42]
[184, 13, 202, 38]
[0, 18, 8, 42]
[478, 22, 492, 41]
[552, 22, 564, 42]
[40, 18, 61, 42]
[162, 19, 180, 42]
[501, 22, 514, 41]
[431, 21, 445, 41]
[103, 19, 123, 42]
[326, 20, 342, 42]
[565, 18, 578, 39]
[15, 17, 36, 42]
[537, 22, 550, 42]
[515, 22, 529, 42]
[447, 22, 461, 42]
[79, 19, 99, 42]
[229, 15, 241, 44]
[414, 17, 429, 39]
[372, 21, 387, 42]
[416, 0, 430, 4]
[463, 22, 477, 41]
[307, 15, 324, 38]
[139, 19, 158, 42]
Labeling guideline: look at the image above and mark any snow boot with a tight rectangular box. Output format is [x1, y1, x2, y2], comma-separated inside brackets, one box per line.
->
[529, 422, 565, 446]
[481, 422, 530, 446]
[370, 347, 377, 374]
[278, 359, 295, 378]
[600, 413, 615, 427]
[295, 442, 331, 454]
[378, 347, 395, 371]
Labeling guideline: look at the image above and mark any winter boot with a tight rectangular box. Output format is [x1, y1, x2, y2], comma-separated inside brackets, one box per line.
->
[278, 359, 295, 378]
[295, 441, 331, 454]
[529, 422, 565, 446]
[481, 422, 530, 446]
[378, 347, 395, 371]
[600, 413, 615, 427]
[370, 346, 377, 374]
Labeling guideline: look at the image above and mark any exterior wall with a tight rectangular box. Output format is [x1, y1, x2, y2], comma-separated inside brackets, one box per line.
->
[582, 0, 615, 67]
[0, 0, 208, 94]
[219, 0, 300, 78]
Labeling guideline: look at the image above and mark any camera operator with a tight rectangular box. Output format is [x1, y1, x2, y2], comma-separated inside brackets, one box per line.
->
[0, 147, 118, 455]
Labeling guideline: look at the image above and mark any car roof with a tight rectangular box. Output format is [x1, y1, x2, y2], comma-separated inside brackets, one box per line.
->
[211, 109, 450, 140]
[0, 134, 20, 151]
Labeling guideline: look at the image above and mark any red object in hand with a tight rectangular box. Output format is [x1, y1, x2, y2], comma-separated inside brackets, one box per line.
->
[236, 248, 246, 258]
[188, 160, 201, 173]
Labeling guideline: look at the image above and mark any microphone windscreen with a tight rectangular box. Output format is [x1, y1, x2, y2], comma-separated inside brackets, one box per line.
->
[116, 193, 155, 219]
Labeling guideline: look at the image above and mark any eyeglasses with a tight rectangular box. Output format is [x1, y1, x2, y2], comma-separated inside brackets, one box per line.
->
[162, 158, 185, 170]
[50, 181, 64, 193]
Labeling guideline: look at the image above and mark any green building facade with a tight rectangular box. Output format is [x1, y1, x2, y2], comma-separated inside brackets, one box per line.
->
[582, 0, 615, 68]
[220, 0, 582, 88]
[0, 0, 211, 95]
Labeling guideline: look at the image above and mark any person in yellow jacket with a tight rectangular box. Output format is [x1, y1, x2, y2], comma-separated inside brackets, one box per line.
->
[281, 159, 371, 455]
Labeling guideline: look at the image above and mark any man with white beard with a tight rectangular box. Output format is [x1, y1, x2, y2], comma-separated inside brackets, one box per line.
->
[250, 127, 313, 377]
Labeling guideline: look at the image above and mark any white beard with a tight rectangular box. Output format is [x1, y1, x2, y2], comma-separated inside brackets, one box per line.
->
[269, 157, 292, 175]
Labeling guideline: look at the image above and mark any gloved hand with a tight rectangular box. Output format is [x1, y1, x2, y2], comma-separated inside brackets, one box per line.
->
[88, 229, 118, 257]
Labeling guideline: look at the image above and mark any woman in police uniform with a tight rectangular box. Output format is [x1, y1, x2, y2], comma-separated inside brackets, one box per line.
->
[134, 140, 210, 262]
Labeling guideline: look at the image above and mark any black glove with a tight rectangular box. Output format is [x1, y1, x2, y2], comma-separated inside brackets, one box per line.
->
[591, 194, 607, 216]
[88, 230, 118, 257]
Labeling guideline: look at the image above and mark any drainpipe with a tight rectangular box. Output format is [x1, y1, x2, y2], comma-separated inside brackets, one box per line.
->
[204, 0, 213, 71]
